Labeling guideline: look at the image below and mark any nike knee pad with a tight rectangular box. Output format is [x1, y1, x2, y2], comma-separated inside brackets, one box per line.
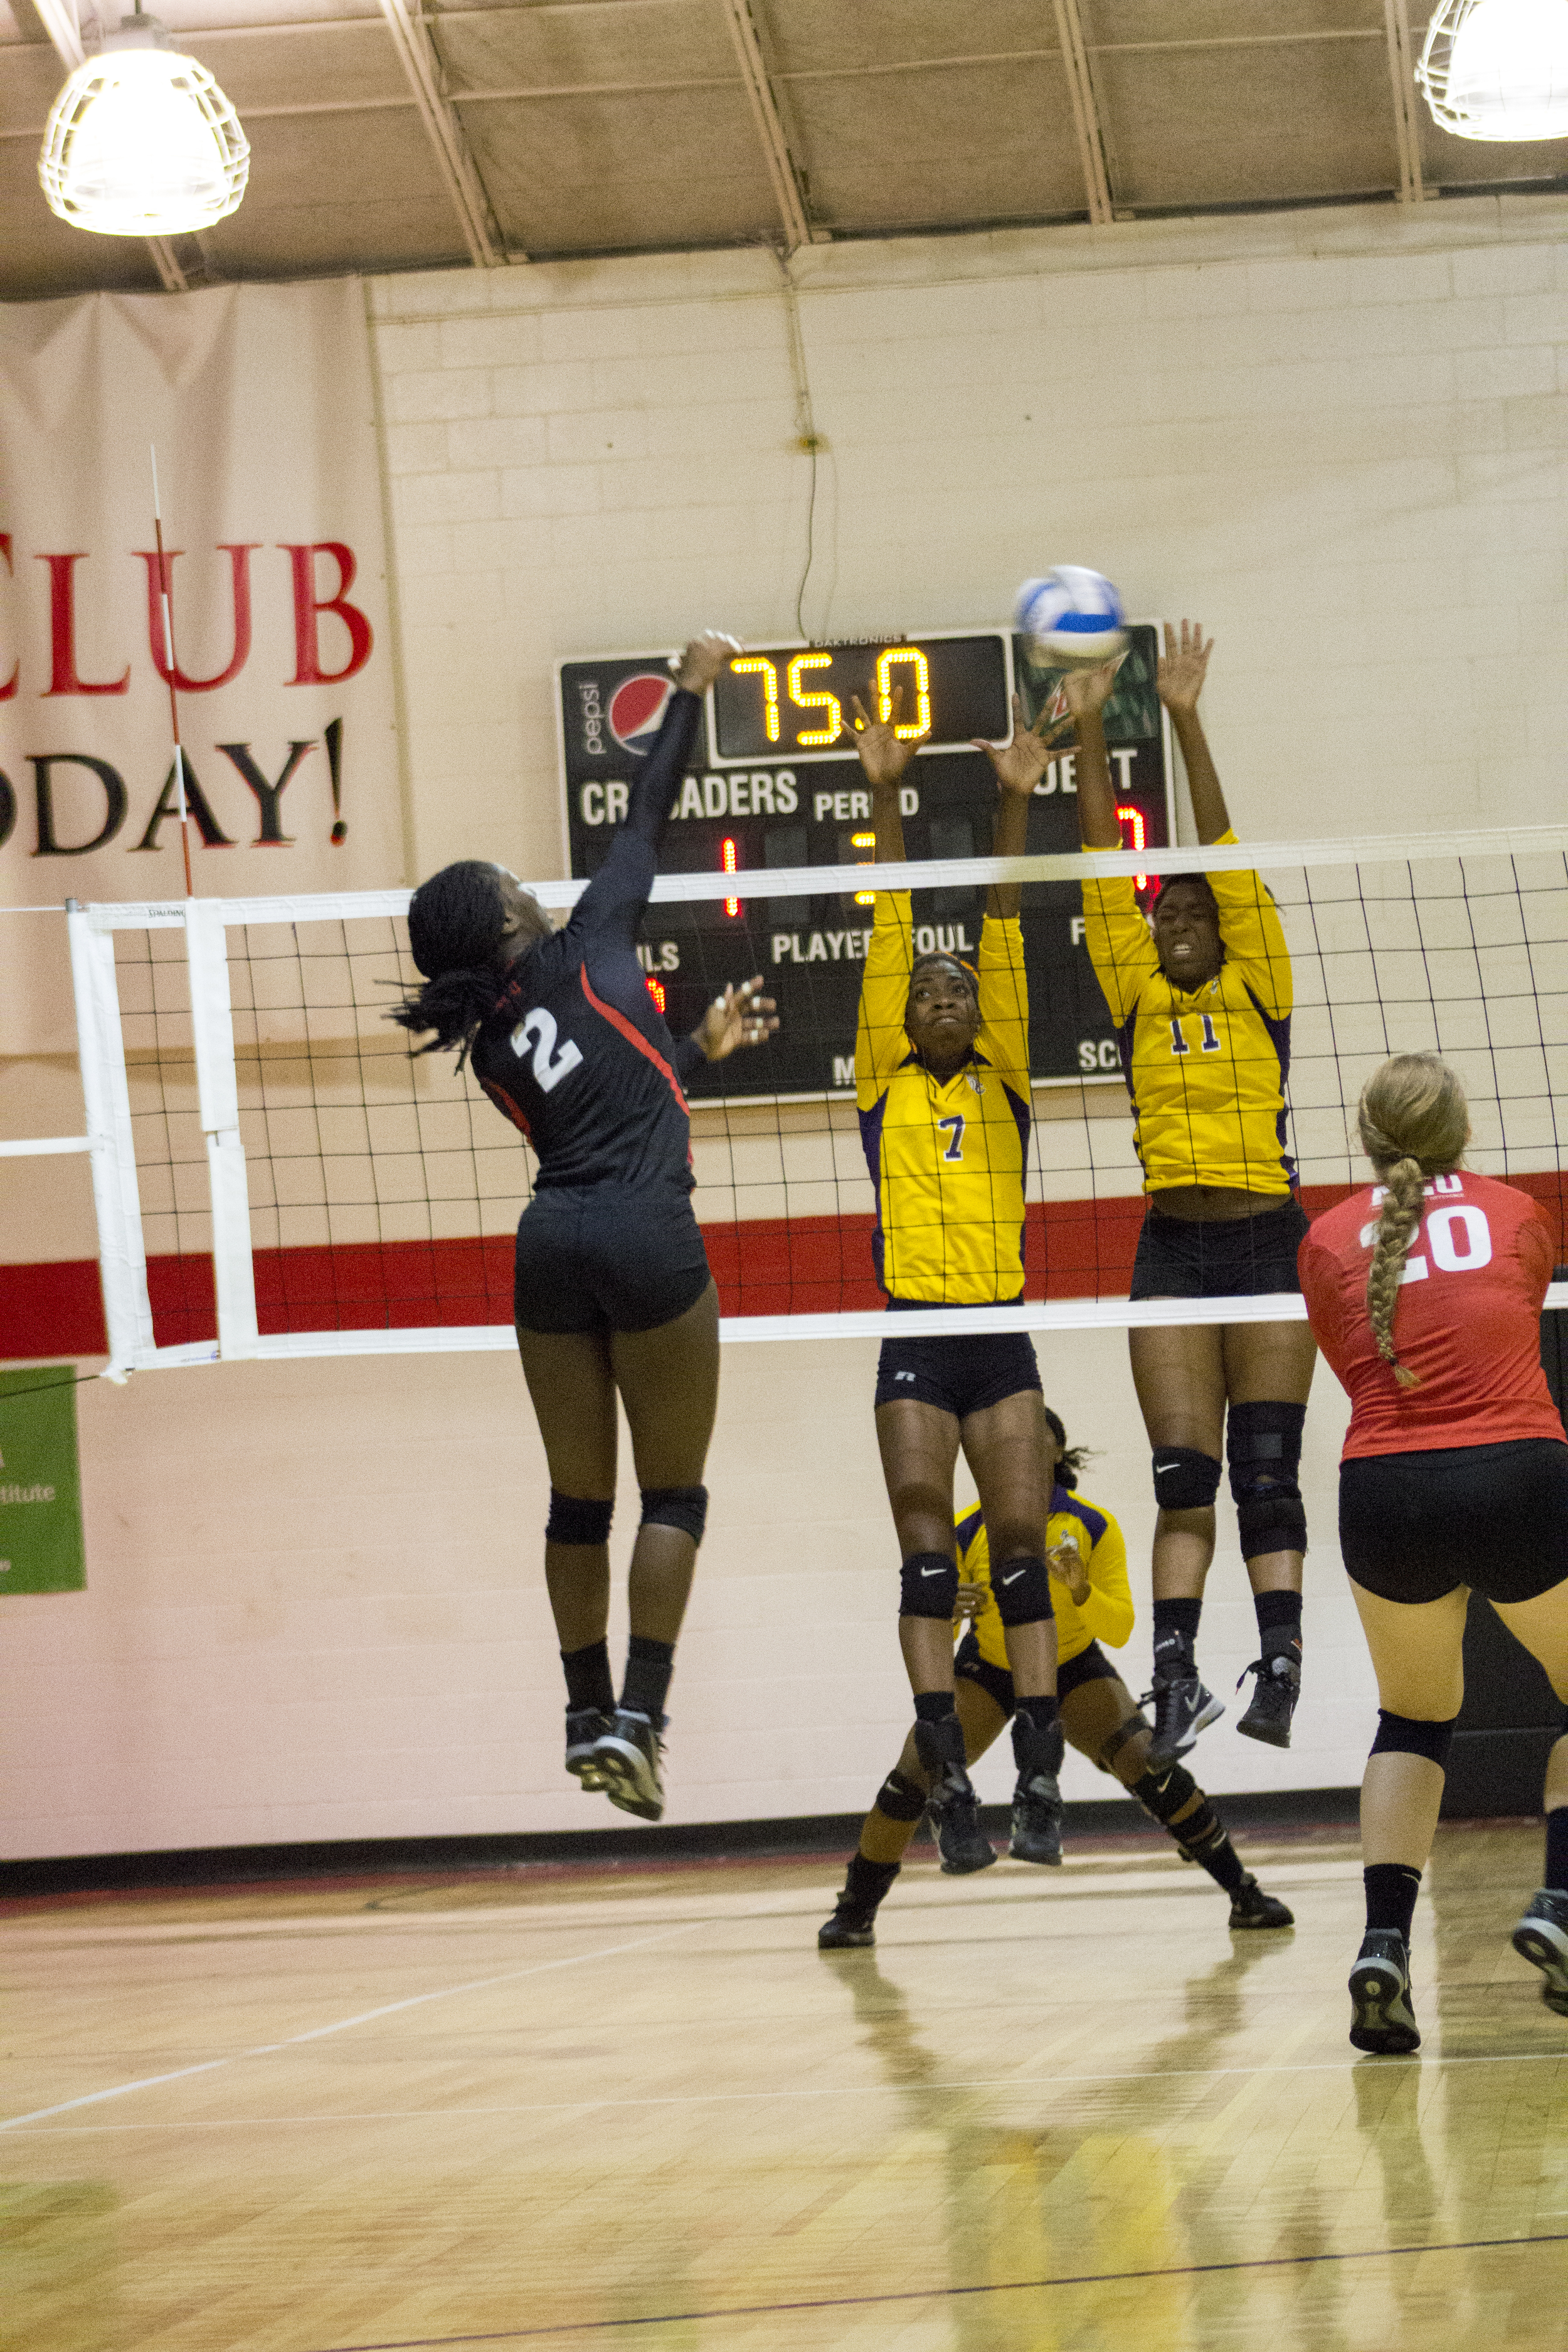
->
[1151, 1447, 1222, 1512]
[639, 1485, 708, 1544]
[1370, 1709, 1456, 1768]
[874, 1768, 928, 1823]
[1227, 1400, 1307, 1559]
[899, 1552, 958, 1620]
[545, 1490, 613, 1546]
[1134, 1760, 1200, 1826]
[993, 1553, 1054, 1626]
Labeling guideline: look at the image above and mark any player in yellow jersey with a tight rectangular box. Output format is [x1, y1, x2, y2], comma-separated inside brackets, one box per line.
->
[818, 1406, 1295, 1945]
[1067, 625, 1317, 1772]
[850, 683, 1069, 1872]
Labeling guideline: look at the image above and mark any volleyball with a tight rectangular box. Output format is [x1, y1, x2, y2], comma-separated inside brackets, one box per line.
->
[1014, 568, 1128, 666]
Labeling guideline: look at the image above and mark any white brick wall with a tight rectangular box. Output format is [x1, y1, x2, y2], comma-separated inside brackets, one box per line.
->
[13, 189, 1568, 1855]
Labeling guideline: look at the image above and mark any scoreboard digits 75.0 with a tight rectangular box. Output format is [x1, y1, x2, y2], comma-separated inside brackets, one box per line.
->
[555, 625, 1173, 1098]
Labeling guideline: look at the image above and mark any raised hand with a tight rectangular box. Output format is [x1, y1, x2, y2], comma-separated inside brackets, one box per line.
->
[673, 632, 743, 695]
[695, 976, 780, 1062]
[1156, 619, 1214, 716]
[1047, 1538, 1092, 1609]
[1061, 660, 1121, 723]
[847, 682, 930, 789]
[973, 692, 1071, 798]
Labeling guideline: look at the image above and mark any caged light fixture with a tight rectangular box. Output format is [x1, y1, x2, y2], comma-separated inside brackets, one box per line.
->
[1416, 0, 1568, 140]
[38, 5, 249, 236]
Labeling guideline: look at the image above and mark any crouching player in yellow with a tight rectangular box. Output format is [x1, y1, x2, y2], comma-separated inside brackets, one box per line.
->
[820, 1409, 1296, 1947]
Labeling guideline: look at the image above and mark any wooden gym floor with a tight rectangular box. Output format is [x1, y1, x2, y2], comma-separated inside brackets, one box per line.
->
[3, 1818, 1565, 2352]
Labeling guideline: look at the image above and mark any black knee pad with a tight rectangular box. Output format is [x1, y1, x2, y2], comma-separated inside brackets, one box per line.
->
[639, 1485, 708, 1544]
[1152, 1447, 1222, 1512]
[875, 1768, 928, 1823]
[1370, 1709, 1456, 1767]
[1227, 1401, 1307, 1560]
[899, 1551, 958, 1619]
[545, 1489, 613, 1546]
[993, 1553, 1054, 1626]
[1135, 1760, 1199, 1826]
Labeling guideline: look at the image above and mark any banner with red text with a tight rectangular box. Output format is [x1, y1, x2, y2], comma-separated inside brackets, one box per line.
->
[0, 277, 401, 1050]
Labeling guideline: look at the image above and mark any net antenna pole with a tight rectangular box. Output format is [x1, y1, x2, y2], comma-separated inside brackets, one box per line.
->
[149, 445, 194, 899]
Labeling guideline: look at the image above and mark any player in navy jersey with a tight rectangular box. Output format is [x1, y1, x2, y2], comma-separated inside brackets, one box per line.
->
[392, 633, 778, 1822]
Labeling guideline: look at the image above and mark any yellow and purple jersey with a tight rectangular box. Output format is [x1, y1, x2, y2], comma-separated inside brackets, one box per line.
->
[854, 892, 1031, 1304]
[956, 1487, 1132, 1671]
[1079, 831, 1295, 1197]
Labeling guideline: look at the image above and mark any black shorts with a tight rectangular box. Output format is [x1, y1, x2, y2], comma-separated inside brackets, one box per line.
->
[953, 1631, 1122, 1716]
[514, 1184, 711, 1336]
[1129, 1199, 1308, 1301]
[1340, 1438, 1568, 1608]
[874, 1307, 1042, 1419]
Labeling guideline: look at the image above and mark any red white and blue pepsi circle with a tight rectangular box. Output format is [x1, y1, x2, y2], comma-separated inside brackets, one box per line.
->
[608, 672, 675, 755]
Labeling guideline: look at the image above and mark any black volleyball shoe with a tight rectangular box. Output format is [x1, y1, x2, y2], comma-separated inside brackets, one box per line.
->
[1228, 1875, 1295, 1931]
[1236, 1648, 1302, 1749]
[565, 1707, 613, 1791]
[1512, 1888, 1568, 2015]
[1008, 1717, 1064, 1865]
[591, 1708, 666, 1822]
[1348, 1930, 1421, 2053]
[915, 1715, 996, 1875]
[1146, 1660, 1224, 1771]
[818, 1902, 878, 1950]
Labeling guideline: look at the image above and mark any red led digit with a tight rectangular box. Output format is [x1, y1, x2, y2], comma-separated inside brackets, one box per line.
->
[645, 973, 666, 1014]
[722, 835, 741, 917]
[1115, 803, 1149, 894]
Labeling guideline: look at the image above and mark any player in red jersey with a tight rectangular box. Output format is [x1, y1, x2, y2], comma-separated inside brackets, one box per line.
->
[1299, 1053, 1568, 2053]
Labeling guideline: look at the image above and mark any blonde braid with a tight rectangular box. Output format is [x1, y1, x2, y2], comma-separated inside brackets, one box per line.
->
[1364, 1153, 1426, 1388]
[1355, 1052, 1470, 1394]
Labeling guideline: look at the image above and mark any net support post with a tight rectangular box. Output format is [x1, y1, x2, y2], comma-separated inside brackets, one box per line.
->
[66, 903, 156, 1379]
[184, 901, 260, 1361]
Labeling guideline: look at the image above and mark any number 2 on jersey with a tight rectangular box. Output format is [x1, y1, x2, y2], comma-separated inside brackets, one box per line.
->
[510, 1007, 584, 1093]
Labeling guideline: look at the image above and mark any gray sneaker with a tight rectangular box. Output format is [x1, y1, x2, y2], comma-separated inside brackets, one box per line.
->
[1512, 1887, 1568, 2015]
[1348, 1930, 1420, 2053]
[591, 1708, 665, 1822]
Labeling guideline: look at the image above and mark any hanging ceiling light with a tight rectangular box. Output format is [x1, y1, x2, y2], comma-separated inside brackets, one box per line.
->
[1417, 0, 1568, 140]
[38, 8, 249, 237]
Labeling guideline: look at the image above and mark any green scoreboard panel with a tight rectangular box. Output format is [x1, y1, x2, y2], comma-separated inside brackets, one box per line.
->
[556, 626, 1173, 1099]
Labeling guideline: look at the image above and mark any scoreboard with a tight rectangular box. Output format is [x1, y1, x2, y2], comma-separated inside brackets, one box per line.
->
[556, 625, 1174, 1099]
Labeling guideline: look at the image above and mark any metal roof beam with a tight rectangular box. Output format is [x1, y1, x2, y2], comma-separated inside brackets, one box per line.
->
[1384, 0, 1426, 202]
[375, 0, 513, 265]
[718, 0, 820, 250]
[1052, 0, 1112, 227]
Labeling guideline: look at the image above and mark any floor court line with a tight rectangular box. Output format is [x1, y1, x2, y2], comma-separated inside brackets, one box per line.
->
[305, 2230, 1568, 2351]
[0, 1915, 711, 2132]
[5, 2039, 1562, 2135]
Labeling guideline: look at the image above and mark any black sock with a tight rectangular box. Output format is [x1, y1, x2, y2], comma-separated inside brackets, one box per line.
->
[913, 1690, 957, 1724]
[1152, 1597, 1202, 1662]
[1364, 1862, 1422, 1943]
[621, 1634, 675, 1719]
[561, 1640, 614, 1715]
[1546, 1806, 1568, 1892]
[1254, 1589, 1303, 1653]
[843, 1852, 899, 1914]
[1133, 1776, 1248, 1895]
[1013, 1693, 1060, 1734]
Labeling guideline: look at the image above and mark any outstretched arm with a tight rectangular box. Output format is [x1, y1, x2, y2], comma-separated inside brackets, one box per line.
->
[1157, 620, 1227, 843]
[972, 693, 1068, 918]
[847, 681, 927, 864]
[623, 632, 739, 848]
[1062, 661, 1123, 849]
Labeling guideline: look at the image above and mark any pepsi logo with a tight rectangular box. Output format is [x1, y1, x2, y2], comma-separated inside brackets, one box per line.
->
[608, 672, 674, 755]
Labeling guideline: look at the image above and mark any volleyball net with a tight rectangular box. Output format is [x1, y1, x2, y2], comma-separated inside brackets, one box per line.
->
[48, 820, 1568, 1376]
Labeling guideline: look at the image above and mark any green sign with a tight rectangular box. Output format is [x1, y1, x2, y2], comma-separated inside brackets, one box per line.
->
[0, 1367, 85, 1594]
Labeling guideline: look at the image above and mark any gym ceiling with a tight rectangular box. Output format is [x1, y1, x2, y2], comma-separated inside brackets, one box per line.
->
[4, 0, 1568, 299]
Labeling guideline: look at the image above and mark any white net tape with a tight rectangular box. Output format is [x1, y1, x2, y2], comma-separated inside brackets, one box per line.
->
[54, 820, 1568, 1374]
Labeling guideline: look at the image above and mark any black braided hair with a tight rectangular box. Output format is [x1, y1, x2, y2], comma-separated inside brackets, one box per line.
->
[908, 949, 979, 1001]
[1042, 1403, 1091, 1491]
[1156, 872, 1220, 914]
[389, 860, 515, 1066]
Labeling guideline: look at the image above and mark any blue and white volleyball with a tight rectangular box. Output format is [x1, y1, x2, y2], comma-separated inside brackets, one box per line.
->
[1014, 568, 1128, 667]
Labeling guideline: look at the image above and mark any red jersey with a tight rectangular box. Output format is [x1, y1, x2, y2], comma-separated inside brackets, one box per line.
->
[1299, 1172, 1562, 1459]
